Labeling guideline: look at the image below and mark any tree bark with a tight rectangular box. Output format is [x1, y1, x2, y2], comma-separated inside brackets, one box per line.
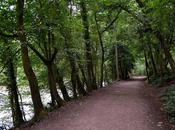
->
[28, 30, 64, 107]
[115, 45, 120, 80]
[64, 35, 87, 97]
[80, 0, 97, 91]
[161, 42, 175, 73]
[71, 70, 78, 98]
[144, 50, 149, 79]
[147, 41, 157, 75]
[16, 0, 44, 119]
[54, 66, 70, 101]
[47, 64, 64, 107]
[94, 14, 105, 87]
[76, 74, 87, 96]
[157, 32, 175, 73]
[76, 55, 88, 89]
[7, 58, 24, 127]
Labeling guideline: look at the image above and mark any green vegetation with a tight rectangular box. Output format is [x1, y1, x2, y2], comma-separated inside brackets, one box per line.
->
[0, 0, 175, 129]
[161, 85, 175, 122]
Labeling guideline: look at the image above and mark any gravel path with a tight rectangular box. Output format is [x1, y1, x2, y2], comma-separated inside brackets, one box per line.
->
[24, 79, 169, 130]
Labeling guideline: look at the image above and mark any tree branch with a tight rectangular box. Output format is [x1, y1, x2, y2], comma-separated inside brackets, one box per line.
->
[27, 43, 47, 64]
[0, 48, 21, 74]
[107, 3, 149, 26]
[101, 10, 121, 34]
[50, 48, 58, 63]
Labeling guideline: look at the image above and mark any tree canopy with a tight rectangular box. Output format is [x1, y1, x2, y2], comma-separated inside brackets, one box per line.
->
[0, 0, 175, 129]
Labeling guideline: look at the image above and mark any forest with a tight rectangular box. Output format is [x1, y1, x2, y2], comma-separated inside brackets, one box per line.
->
[0, 0, 175, 129]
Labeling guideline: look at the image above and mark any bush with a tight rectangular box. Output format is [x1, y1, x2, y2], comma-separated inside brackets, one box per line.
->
[148, 72, 175, 86]
[161, 85, 175, 122]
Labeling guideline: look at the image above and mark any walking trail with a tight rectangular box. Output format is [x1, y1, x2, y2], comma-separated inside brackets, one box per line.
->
[24, 77, 170, 130]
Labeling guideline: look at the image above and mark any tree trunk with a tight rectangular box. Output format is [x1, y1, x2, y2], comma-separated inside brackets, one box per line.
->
[76, 74, 87, 96]
[159, 49, 164, 85]
[47, 64, 64, 107]
[157, 32, 175, 73]
[21, 44, 44, 118]
[7, 59, 24, 127]
[54, 66, 70, 101]
[71, 71, 78, 98]
[94, 14, 105, 87]
[76, 55, 88, 88]
[63, 1, 88, 95]
[64, 35, 87, 97]
[162, 42, 175, 73]
[80, 0, 97, 91]
[64, 36, 77, 98]
[16, 0, 44, 119]
[115, 45, 120, 80]
[144, 50, 149, 79]
[147, 40, 157, 75]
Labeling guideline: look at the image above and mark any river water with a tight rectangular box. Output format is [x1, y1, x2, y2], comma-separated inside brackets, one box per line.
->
[0, 86, 72, 129]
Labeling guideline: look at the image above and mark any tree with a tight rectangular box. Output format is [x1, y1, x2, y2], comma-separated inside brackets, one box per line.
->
[54, 65, 70, 101]
[0, 40, 24, 127]
[80, 0, 97, 91]
[16, 0, 44, 119]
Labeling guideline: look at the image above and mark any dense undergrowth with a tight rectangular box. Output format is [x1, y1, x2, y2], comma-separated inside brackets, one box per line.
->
[148, 73, 175, 123]
[149, 73, 175, 86]
[161, 85, 175, 122]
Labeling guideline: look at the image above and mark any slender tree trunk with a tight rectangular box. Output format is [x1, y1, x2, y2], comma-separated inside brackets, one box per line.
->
[147, 41, 157, 75]
[47, 64, 64, 107]
[80, 0, 97, 91]
[94, 14, 105, 87]
[71, 71, 77, 98]
[162, 42, 175, 73]
[21, 44, 44, 118]
[7, 59, 24, 127]
[157, 32, 175, 73]
[54, 66, 70, 101]
[99, 36, 105, 87]
[104, 65, 109, 84]
[64, 0, 88, 95]
[70, 63, 87, 97]
[159, 50, 164, 85]
[17, 0, 44, 119]
[17, 89, 26, 121]
[115, 45, 120, 80]
[64, 35, 87, 97]
[76, 55, 88, 88]
[76, 74, 87, 96]
[144, 50, 149, 79]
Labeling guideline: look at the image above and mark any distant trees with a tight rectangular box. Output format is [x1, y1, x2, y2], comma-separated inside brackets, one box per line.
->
[107, 0, 175, 83]
[135, 0, 175, 83]
[0, 0, 174, 128]
[109, 44, 135, 80]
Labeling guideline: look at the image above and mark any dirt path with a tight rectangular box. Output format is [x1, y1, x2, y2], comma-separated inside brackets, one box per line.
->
[24, 79, 169, 130]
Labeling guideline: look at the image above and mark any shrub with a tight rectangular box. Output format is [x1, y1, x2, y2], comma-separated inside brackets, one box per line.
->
[161, 85, 175, 122]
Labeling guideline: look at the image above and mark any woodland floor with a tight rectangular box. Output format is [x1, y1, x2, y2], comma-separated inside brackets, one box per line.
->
[23, 77, 172, 130]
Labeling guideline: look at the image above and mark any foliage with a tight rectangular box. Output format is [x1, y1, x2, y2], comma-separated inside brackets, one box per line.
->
[149, 72, 175, 86]
[108, 43, 135, 80]
[0, 0, 175, 128]
[161, 85, 175, 122]
[132, 59, 145, 76]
